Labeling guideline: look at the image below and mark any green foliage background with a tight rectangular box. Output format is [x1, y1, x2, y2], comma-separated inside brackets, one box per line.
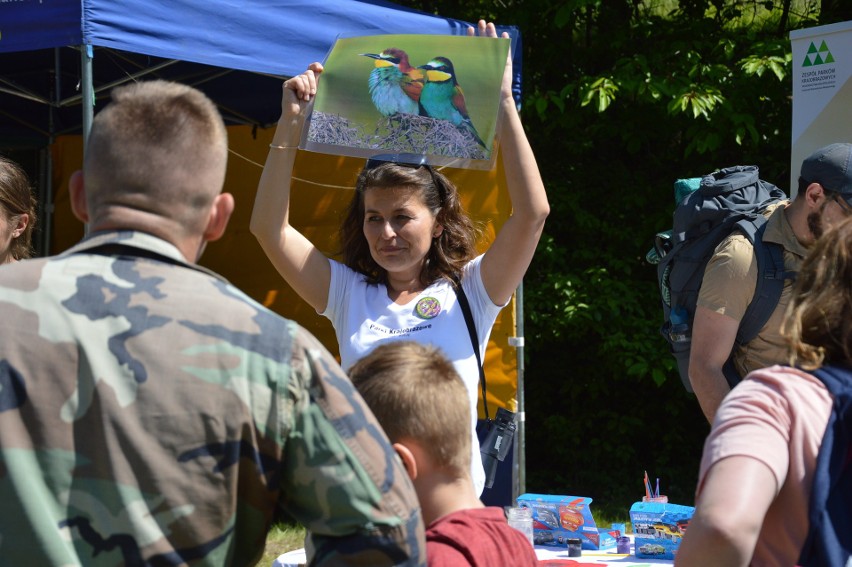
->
[399, 0, 851, 517]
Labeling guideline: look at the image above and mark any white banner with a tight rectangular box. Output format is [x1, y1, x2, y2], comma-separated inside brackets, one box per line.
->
[789, 20, 852, 194]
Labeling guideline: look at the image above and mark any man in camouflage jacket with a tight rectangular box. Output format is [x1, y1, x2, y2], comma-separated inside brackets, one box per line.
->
[0, 80, 425, 566]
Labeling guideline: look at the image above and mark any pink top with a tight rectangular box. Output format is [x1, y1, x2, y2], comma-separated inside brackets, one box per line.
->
[697, 365, 833, 565]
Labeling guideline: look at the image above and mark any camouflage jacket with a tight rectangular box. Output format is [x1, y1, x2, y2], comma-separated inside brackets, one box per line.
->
[0, 230, 425, 566]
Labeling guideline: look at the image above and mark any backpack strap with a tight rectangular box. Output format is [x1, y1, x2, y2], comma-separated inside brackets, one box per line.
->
[452, 279, 490, 422]
[721, 218, 795, 389]
[798, 364, 852, 567]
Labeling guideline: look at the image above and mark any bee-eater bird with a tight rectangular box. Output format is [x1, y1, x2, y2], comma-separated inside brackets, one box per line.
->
[418, 56, 487, 149]
[360, 48, 425, 117]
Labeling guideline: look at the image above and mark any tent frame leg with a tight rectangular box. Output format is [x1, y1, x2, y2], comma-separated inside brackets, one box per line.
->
[513, 280, 526, 501]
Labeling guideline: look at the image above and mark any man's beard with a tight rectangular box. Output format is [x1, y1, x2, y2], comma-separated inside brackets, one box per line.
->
[807, 210, 824, 240]
[806, 198, 835, 241]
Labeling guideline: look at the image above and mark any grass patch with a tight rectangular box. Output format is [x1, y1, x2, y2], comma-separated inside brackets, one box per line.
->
[593, 506, 634, 533]
[258, 513, 633, 564]
[260, 523, 306, 566]
[594, 512, 633, 535]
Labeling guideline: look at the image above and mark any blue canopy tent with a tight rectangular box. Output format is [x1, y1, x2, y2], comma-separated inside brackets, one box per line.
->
[0, 1, 521, 145]
[0, 0, 526, 506]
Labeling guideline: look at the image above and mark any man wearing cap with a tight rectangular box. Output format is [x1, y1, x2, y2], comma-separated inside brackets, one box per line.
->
[689, 142, 852, 423]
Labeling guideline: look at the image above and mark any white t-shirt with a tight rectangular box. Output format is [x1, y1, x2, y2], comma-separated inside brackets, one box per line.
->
[322, 254, 505, 496]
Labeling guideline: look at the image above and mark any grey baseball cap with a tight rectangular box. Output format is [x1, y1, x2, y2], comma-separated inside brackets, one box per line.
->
[801, 143, 852, 202]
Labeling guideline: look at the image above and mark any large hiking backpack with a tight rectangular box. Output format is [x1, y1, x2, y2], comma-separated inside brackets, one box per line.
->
[798, 364, 852, 567]
[647, 165, 789, 392]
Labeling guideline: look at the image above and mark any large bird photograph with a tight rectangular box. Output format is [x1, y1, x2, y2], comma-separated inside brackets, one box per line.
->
[303, 34, 510, 168]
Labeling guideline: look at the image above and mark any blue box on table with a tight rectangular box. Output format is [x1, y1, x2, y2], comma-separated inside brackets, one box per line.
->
[629, 500, 694, 560]
[516, 493, 617, 550]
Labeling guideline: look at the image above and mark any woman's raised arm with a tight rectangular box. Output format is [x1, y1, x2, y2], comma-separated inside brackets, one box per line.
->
[250, 62, 332, 312]
[475, 21, 550, 306]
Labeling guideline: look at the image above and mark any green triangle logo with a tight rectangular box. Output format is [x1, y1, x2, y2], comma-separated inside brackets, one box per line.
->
[804, 40, 835, 66]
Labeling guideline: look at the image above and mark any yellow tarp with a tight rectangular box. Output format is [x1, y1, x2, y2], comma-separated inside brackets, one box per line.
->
[50, 124, 517, 417]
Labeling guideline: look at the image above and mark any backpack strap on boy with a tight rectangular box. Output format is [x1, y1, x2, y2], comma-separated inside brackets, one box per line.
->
[798, 364, 852, 567]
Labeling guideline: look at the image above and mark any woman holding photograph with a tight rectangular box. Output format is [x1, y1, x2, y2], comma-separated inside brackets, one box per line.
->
[251, 20, 548, 496]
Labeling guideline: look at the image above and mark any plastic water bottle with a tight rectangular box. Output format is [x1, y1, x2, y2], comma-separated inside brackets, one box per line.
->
[507, 507, 534, 547]
[668, 306, 691, 343]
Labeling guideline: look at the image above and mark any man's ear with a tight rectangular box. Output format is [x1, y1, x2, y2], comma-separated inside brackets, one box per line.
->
[69, 170, 89, 223]
[202, 193, 235, 242]
[804, 182, 826, 209]
[392, 442, 418, 481]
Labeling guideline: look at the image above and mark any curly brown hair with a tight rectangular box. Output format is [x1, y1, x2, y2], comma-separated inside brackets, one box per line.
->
[340, 162, 479, 285]
[783, 215, 852, 369]
[0, 156, 37, 261]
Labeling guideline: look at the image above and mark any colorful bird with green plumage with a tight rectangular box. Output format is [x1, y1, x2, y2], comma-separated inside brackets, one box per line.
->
[418, 56, 487, 149]
[360, 48, 425, 117]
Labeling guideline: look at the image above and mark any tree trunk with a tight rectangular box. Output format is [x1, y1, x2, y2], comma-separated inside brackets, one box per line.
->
[778, 0, 792, 35]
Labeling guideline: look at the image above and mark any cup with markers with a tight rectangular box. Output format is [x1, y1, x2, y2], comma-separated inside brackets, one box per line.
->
[642, 470, 668, 503]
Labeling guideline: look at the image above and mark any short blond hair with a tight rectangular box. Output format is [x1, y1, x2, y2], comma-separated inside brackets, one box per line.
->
[85, 80, 228, 234]
[349, 341, 471, 474]
[783, 215, 852, 369]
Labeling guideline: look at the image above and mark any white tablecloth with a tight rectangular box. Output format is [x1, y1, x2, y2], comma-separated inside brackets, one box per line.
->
[535, 543, 674, 565]
[272, 549, 307, 567]
[274, 533, 680, 566]
[273, 545, 675, 567]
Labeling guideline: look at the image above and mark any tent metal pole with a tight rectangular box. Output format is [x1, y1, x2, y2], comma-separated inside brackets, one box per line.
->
[39, 148, 51, 256]
[81, 45, 94, 152]
[512, 88, 527, 502]
[40, 48, 61, 257]
[513, 280, 526, 500]
[81, 45, 94, 236]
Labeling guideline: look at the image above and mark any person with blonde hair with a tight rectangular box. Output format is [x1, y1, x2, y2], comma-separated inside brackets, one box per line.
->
[0, 79, 424, 566]
[676, 215, 852, 567]
[349, 341, 540, 566]
[0, 155, 37, 264]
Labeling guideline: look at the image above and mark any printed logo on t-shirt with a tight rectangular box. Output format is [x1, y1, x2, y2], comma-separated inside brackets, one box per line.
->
[367, 322, 433, 337]
[414, 296, 441, 319]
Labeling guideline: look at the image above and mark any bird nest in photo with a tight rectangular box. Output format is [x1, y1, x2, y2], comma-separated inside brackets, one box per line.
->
[307, 111, 487, 160]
